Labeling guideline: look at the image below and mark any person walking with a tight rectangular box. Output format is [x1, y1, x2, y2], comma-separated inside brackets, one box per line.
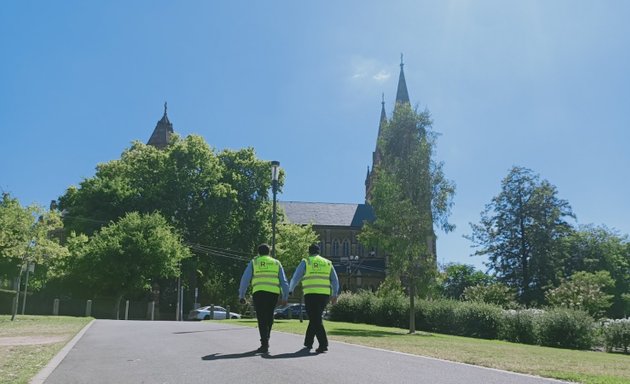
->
[289, 244, 339, 353]
[239, 243, 288, 353]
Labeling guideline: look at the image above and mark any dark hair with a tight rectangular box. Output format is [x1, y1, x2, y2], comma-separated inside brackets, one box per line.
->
[308, 244, 320, 255]
[258, 243, 270, 255]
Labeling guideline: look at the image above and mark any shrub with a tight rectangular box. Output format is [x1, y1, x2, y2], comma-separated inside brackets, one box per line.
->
[601, 318, 630, 353]
[417, 299, 459, 334]
[499, 309, 542, 344]
[373, 291, 408, 328]
[536, 308, 595, 350]
[454, 301, 502, 339]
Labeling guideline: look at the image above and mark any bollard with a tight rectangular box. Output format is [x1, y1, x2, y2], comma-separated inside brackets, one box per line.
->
[148, 301, 155, 321]
[85, 300, 92, 317]
[53, 298, 59, 316]
[226, 305, 230, 319]
[210, 304, 215, 320]
[125, 300, 130, 320]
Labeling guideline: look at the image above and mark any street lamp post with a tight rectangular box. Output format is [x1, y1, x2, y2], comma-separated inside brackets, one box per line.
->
[271, 161, 280, 257]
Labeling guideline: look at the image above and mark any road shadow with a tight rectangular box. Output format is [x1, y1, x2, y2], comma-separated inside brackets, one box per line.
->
[174, 327, 252, 335]
[202, 350, 260, 360]
[261, 348, 316, 359]
[202, 348, 315, 361]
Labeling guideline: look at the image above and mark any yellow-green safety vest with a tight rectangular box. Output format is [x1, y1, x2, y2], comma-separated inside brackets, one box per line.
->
[302, 255, 332, 295]
[252, 255, 281, 294]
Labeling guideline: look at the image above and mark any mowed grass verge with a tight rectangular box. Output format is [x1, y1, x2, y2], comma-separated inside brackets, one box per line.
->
[225, 318, 630, 384]
[0, 315, 92, 384]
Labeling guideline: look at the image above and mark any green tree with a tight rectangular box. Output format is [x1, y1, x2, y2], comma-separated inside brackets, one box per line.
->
[0, 193, 68, 319]
[58, 135, 277, 305]
[275, 222, 319, 276]
[439, 263, 493, 300]
[462, 282, 518, 308]
[561, 225, 630, 318]
[468, 166, 575, 306]
[69, 212, 190, 318]
[360, 103, 455, 333]
[546, 270, 615, 318]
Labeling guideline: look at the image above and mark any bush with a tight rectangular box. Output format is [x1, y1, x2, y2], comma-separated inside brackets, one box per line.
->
[536, 308, 595, 350]
[499, 309, 541, 344]
[601, 318, 630, 353]
[454, 301, 502, 339]
[417, 299, 459, 334]
[373, 292, 408, 328]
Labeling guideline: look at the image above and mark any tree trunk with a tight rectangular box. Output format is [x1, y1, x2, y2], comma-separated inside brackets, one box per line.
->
[409, 274, 416, 334]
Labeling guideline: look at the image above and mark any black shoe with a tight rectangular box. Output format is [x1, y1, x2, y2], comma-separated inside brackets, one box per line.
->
[256, 345, 269, 353]
[303, 344, 312, 349]
[315, 346, 328, 353]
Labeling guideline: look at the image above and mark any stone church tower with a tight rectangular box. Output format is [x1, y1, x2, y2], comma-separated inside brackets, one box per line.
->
[365, 55, 412, 202]
[364, 55, 437, 259]
[147, 102, 174, 149]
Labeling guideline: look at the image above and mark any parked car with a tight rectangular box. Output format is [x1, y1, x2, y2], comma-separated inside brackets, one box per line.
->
[188, 305, 242, 320]
[274, 303, 308, 319]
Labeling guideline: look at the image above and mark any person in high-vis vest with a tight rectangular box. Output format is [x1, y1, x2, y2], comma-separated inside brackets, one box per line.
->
[239, 243, 289, 353]
[289, 244, 339, 353]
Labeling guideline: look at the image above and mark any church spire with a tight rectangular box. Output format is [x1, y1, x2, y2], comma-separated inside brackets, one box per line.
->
[395, 53, 410, 105]
[380, 92, 387, 123]
[147, 101, 174, 149]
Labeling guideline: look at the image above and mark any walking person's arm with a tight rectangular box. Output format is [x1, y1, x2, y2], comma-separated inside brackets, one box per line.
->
[288, 260, 306, 294]
[278, 264, 289, 304]
[238, 261, 253, 303]
[330, 267, 340, 304]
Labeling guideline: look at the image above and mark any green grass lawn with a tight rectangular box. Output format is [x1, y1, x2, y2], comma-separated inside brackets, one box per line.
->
[0, 315, 92, 384]
[226, 318, 630, 384]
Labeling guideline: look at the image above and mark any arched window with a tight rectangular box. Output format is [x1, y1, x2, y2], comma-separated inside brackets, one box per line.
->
[332, 239, 340, 257]
[342, 239, 350, 257]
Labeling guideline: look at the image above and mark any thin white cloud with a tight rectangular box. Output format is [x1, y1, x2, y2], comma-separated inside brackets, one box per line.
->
[349, 56, 389, 83]
[373, 70, 390, 82]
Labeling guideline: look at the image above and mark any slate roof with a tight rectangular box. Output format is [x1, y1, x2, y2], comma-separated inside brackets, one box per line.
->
[280, 201, 375, 227]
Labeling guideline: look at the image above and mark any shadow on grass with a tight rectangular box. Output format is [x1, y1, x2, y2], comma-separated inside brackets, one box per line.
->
[329, 328, 434, 338]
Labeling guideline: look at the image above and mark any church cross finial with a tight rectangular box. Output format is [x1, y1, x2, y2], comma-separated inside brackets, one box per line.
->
[164, 101, 168, 115]
[400, 53, 404, 68]
[381, 92, 385, 106]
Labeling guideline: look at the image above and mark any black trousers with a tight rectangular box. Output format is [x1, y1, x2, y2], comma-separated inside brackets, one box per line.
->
[253, 290, 279, 345]
[304, 293, 330, 348]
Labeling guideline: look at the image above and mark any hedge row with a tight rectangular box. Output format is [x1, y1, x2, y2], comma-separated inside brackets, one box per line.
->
[329, 291, 601, 350]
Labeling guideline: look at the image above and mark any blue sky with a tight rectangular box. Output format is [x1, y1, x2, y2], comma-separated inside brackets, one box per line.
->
[1, 1, 629, 270]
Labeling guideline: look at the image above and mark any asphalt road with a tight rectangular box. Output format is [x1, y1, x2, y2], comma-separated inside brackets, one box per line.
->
[38, 319, 567, 384]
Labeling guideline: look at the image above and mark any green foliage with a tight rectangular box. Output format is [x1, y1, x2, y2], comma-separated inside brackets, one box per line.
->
[499, 309, 541, 344]
[561, 225, 630, 319]
[67, 212, 190, 304]
[0, 193, 68, 292]
[274, 222, 319, 276]
[462, 282, 518, 309]
[57, 136, 276, 303]
[601, 318, 630, 353]
[439, 263, 493, 300]
[546, 271, 615, 318]
[536, 308, 595, 350]
[359, 103, 455, 333]
[468, 166, 575, 306]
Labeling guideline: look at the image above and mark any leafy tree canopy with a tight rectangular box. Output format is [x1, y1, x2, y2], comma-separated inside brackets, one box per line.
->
[467, 166, 575, 305]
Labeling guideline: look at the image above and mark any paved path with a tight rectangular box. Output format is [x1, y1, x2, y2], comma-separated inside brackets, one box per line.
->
[38, 320, 566, 384]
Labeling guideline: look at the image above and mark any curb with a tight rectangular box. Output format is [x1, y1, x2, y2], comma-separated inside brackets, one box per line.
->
[30, 319, 95, 384]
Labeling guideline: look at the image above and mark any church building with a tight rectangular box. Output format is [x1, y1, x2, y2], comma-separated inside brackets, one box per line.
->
[147, 58, 423, 292]
[280, 57, 417, 292]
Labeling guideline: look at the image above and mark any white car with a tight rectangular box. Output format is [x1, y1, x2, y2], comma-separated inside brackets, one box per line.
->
[187, 305, 242, 321]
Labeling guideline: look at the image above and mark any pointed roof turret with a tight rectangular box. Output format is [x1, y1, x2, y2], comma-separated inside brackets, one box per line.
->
[395, 53, 410, 105]
[147, 102, 174, 149]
